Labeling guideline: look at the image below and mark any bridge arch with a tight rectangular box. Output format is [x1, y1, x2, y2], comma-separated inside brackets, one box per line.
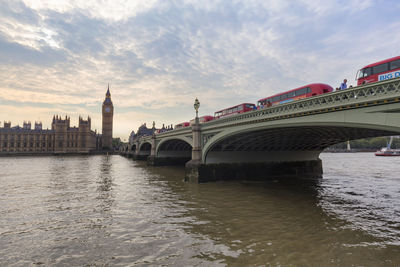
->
[137, 141, 152, 158]
[202, 121, 399, 164]
[156, 137, 192, 158]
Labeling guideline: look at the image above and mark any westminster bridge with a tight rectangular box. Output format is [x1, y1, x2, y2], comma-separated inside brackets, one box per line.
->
[121, 78, 400, 182]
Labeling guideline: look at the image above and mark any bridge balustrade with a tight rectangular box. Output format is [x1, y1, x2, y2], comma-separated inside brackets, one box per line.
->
[201, 78, 400, 128]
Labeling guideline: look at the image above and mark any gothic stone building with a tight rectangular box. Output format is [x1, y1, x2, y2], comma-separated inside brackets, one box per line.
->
[0, 116, 99, 154]
[0, 87, 113, 154]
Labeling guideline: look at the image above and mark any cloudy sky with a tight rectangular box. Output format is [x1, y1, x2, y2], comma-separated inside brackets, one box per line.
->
[1, 0, 399, 140]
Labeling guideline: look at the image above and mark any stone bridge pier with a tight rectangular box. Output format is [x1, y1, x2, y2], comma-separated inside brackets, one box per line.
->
[184, 119, 324, 183]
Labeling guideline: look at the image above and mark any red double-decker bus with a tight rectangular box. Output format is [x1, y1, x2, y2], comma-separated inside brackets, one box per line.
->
[214, 103, 256, 119]
[257, 83, 333, 107]
[174, 122, 190, 129]
[356, 56, 400, 85]
[190, 115, 214, 125]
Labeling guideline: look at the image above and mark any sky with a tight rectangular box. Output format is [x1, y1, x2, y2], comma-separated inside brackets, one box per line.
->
[1, 0, 400, 141]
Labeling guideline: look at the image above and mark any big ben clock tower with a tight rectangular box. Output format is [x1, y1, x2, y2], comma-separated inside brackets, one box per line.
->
[102, 84, 114, 150]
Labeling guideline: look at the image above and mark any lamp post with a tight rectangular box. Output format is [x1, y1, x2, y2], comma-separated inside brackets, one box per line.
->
[194, 98, 200, 119]
[185, 97, 202, 175]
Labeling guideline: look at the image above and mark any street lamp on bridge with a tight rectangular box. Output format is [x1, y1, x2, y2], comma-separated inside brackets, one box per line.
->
[194, 98, 200, 118]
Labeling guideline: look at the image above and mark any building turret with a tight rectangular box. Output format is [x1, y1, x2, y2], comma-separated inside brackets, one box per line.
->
[23, 121, 31, 130]
[79, 116, 91, 130]
[34, 122, 42, 130]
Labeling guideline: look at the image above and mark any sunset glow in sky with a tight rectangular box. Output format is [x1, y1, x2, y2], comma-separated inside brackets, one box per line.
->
[1, 0, 399, 140]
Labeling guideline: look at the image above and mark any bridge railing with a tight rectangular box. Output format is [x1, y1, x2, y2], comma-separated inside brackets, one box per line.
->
[155, 126, 191, 137]
[201, 77, 400, 128]
[135, 78, 400, 141]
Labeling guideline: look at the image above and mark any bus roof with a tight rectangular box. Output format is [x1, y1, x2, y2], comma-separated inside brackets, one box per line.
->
[361, 55, 400, 69]
[214, 103, 255, 113]
[257, 83, 330, 102]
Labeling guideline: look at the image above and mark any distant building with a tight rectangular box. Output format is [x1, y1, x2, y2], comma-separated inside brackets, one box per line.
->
[0, 116, 97, 154]
[128, 122, 173, 147]
[128, 130, 136, 144]
[0, 86, 113, 154]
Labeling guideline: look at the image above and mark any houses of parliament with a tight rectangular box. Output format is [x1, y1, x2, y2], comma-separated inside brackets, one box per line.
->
[0, 87, 114, 154]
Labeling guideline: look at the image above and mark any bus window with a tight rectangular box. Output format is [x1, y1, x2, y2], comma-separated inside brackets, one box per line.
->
[297, 88, 307, 95]
[372, 63, 389, 74]
[390, 60, 400, 70]
[288, 91, 295, 97]
[358, 67, 372, 78]
[238, 105, 243, 111]
[306, 87, 311, 93]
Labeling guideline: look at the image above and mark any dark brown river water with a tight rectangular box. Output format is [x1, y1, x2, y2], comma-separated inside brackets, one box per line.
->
[1, 153, 400, 266]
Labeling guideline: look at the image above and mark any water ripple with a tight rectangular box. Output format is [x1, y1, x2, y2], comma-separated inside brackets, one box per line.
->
[0, 154, 400, 265]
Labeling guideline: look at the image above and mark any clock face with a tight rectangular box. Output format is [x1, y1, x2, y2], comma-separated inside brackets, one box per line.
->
[105, 107, 110, 113]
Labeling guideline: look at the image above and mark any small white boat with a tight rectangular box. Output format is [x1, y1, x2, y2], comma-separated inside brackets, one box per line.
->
[375, 136, 400, 156]
[375, 147, 400, 156]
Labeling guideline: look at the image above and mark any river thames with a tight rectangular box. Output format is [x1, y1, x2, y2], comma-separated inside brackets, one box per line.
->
[1, 153, 400, 266]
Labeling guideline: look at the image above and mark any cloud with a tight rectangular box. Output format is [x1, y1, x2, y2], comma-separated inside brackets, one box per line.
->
[22, 0, 160, 21]
[1, 0, 399, 139]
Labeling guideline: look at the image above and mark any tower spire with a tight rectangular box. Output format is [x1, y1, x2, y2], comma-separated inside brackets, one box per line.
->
[106, 84, 111, 97]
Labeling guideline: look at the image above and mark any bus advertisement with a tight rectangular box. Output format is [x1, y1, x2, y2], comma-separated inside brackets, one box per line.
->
[356, 55, 400, 85]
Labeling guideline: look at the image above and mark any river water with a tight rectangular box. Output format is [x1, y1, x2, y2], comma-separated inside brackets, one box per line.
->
[1, 153, 400, 266]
